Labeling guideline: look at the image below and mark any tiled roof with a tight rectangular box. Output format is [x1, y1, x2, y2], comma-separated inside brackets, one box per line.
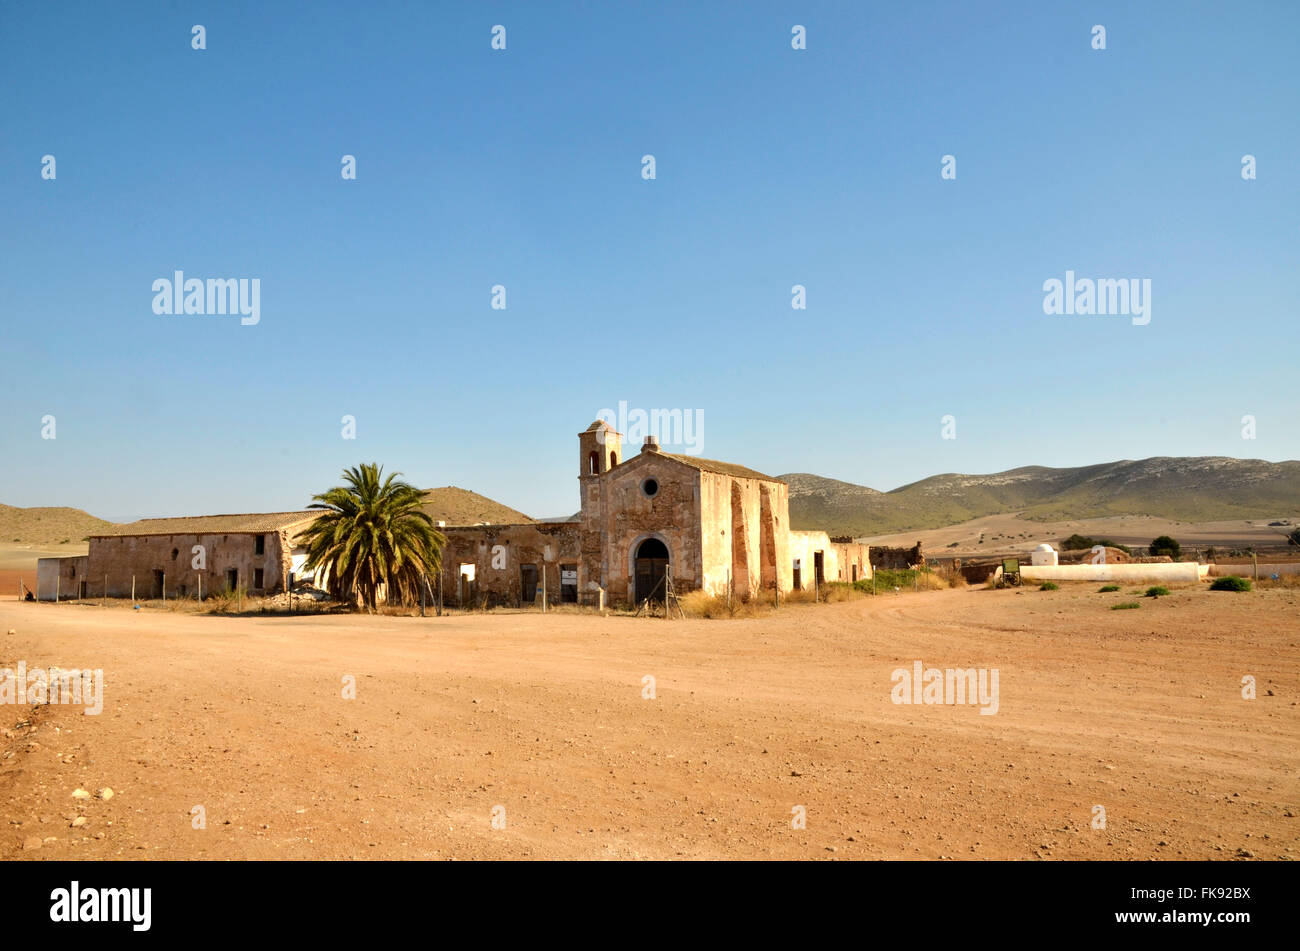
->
[659, 452, 783, 484]
[91, 511, 320, 537]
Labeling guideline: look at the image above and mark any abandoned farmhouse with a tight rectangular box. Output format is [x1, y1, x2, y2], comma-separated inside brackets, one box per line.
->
[37, 421, 871, 608]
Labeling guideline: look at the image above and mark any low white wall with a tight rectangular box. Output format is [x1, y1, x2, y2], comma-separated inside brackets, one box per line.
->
[1209, 562, 1300, 577]
[1020, 563, 1207, 583]
[36, 556, 89, 600]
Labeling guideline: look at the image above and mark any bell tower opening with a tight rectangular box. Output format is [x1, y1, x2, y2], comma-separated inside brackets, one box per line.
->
[578, 419, 622, 479]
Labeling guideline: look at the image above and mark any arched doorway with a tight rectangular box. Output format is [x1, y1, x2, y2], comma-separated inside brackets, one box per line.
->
[634, 537, 670, 604]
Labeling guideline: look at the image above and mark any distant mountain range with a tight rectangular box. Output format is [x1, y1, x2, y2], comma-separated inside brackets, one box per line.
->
[6, 457, 1298, 549]
[779, 457, 1300, 538]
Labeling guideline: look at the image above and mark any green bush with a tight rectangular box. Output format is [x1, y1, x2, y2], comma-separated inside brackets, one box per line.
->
[1210, 576, 1252, 592]
[1039, 582, 1059, 591]
[1145, 586, 1170, 598]
[1149, 535, 1181, 560]
[1099, 585, 1120, 593]
[852, 568, 942, 593]
[1111, 602, 1141, 610]
[1062, 534, 1132, 554]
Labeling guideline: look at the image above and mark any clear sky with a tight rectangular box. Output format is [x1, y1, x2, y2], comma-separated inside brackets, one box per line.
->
[2, 1, 1297, 522]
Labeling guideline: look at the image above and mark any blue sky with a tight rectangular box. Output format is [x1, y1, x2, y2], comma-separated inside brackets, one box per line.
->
[2, 1, 1297, 521]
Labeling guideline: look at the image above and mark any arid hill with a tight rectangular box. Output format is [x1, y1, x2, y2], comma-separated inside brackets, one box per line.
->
[781, 457, 1300, 537]
[419, 486, 534, 526]
[0, 504, 119, 546]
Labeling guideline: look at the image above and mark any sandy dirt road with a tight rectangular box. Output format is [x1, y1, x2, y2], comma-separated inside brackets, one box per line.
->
[1, 584, 1297, 860]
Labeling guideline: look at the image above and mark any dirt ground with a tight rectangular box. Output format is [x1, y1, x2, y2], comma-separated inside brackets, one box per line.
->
[1, 584, 1296, 860]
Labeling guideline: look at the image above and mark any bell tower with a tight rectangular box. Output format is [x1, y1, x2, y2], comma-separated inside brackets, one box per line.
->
[578, 419, 621, 479]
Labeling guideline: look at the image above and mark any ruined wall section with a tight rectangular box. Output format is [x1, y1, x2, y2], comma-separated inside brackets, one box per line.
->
[787, 532, 872, 588]
[869, 542, 924, 570]
[438, 522, 582, 608]
[700, 472, 792, 598]
[82, 531, 293, 599]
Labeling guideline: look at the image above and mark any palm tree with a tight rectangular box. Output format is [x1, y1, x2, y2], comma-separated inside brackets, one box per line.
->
[300, 463, 445, 612]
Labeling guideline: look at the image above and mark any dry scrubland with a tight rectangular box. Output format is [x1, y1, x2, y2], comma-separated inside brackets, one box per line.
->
[1, 582, 1297, 860]
[864, 513, 1296, 557]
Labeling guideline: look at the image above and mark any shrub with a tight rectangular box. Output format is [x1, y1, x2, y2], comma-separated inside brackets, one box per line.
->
[852, 568, 945, 594]
[679, 589, 740, 618]
[1111, 602, 1141, 610]
[1145, 586, 1170, 598]
[1039, 582, 1059, 591]
[1062, 534, 1132, 554]
[1288, 528, 1300, 547]
[1149, 535, 1181, 560]
[1099, 585, 1120, 592]
[1210, 576, 1252, 592]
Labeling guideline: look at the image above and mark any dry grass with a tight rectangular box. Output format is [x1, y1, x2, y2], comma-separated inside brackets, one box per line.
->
[678, 589, 770, 618]
[1257, 573, 1300, 590]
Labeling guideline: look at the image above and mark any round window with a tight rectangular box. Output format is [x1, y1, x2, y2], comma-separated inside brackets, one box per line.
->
[642, 478, 659, 498]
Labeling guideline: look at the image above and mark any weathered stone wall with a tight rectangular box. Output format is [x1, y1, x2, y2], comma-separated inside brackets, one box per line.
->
[832, 540, 871, 583]
[437, 521, 583, 608]
[788, 531, 871, 588]
[80, 531, 293, 599]
[596, 452, 702, 606]
[699, 471, 792, 598]
[870, 542, 924, 569]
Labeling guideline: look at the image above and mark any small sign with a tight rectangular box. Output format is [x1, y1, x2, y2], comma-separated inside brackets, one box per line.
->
[561, 569, 577, 584]
[793, 558, 802, 570]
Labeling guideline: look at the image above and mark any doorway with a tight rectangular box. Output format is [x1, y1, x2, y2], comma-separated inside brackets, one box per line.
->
[520, 564, 539, 604]
[634, 537, 669, 603]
